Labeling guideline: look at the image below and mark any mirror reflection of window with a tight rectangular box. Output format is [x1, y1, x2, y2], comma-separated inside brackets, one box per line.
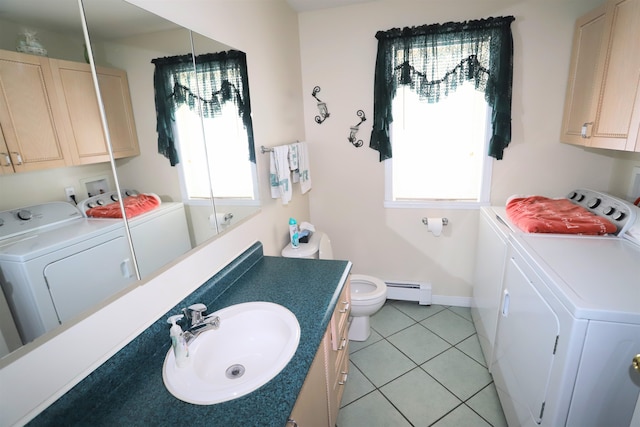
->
[175, 101, 256, 200]
[152, 49, 257, 205]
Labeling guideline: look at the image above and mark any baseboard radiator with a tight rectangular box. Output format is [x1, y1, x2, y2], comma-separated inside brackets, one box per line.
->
[385, 281, 432, 305]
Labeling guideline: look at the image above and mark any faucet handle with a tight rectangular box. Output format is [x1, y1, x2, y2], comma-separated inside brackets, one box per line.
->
[166, 314, 184, 325]
[183, 303, 207, 326]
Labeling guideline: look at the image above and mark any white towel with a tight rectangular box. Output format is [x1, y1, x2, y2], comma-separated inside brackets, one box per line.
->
[288, 143, 299, 171]
[270, 146, 292, 204]
[297, 141, 312, 194]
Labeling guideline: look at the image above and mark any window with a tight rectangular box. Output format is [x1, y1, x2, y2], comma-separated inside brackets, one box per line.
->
[387, 82, 492, 208]
[371, 17, 515, 208]
[151, 50, 257, 206]
[174, 92, 258, 205]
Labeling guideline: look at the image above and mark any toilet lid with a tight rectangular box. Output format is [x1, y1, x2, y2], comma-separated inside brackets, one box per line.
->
[281, 241, 318, 258]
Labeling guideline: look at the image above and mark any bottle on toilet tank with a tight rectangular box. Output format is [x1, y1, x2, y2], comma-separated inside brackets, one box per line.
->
[289, 217, 299, 248]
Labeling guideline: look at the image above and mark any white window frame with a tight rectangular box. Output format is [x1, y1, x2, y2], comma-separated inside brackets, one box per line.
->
[384, 92, 494, 210]
[172, 104, 260, 208]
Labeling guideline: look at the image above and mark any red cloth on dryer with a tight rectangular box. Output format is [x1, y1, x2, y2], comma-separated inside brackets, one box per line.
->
[86, 194, 160, 219]
[506, 196, 616, 235]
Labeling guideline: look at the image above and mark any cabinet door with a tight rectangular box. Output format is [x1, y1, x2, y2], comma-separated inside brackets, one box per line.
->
[0, 126, 14, 175]
[0, 50, 70, 172]
[560, 5, 607, 146]
[96, 66, 140, 159]
[326, 280, 350, 426]
[50, 59, 139, 165]
[288, 330, 330, 427]
[590, 0, 640, 150]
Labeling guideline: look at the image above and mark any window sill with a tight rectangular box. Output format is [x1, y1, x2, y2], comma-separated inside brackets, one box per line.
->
[384, 200, 489, 210]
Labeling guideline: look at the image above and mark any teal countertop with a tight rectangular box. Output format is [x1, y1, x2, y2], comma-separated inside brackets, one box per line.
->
[30, 242, 351, 427]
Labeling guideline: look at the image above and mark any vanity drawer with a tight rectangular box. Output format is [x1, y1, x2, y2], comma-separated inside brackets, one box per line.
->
[330, 344, 349, 412]
[324, 326, 349, 427]
[330, 278, 351, 351]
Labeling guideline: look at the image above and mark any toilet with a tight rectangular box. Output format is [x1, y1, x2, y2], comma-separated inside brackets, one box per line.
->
[281, 231, 387, 341]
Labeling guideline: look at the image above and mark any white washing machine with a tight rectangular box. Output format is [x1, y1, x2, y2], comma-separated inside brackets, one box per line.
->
[0, 191, 191, 346]
[0, 202, 135, 344]
[76, 190, 192, 277]
[472, 189, 640, 426]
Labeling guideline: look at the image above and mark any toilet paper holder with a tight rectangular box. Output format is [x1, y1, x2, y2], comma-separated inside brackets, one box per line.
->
[421, 217, 449, 226]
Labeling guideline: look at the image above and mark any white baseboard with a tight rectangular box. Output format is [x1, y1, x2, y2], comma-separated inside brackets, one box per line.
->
[384, 280, 471, 307]
[431, 295, 472, 307]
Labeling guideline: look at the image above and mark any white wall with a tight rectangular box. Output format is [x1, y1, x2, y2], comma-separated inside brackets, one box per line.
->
[4, 0, 640, 424]
[0, 1, 310, 425]
[298, 0, 613, 300]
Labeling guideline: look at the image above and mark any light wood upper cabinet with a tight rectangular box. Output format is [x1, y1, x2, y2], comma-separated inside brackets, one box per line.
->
[560, 4, 607, 146]
[50, 59, 140, 165]
[0, 50, 72, 173]
[561, 0, 640, 151]
[0, 49, 139, 174]
[0, 126, 15, 175]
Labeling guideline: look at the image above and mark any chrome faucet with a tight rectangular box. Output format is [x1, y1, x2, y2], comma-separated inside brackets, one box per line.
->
[180, 303, 220, 345]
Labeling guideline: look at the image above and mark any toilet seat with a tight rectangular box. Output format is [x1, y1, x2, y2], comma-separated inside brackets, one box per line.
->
[350, 274, 387, 302]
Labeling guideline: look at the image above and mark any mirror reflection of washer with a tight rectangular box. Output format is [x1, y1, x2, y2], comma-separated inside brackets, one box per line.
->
[0, 192, 190, 347]
[77, 190, 191, 277]
[0, 202, 132, 345]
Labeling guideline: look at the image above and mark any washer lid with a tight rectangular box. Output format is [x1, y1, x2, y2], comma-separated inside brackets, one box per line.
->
[515, 234, 640, 324]
[281, 240, 319, 258]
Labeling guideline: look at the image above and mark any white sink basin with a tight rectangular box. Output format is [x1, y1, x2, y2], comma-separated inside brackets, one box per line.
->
[162, 301, 300, 405]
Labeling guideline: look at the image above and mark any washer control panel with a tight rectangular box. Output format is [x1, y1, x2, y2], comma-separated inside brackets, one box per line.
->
[0, 202, 82, 240]
[567, 189, 638, 235]
[77, 189, 139, 217]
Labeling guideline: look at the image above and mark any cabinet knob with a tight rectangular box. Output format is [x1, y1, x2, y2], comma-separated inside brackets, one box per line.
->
[1, 152, 10, 166]
[581, 122, 593, 138]
[339, 303, 350, 313]
[633, 354, 640, 373]
[338, 337, 347, 351]
[338, 371, 349, 385]
[11, 152, 23, 165]
[286, 418, 298, 427]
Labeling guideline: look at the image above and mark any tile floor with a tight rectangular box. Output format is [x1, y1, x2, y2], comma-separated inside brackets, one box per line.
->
[337, 300, 507, 427]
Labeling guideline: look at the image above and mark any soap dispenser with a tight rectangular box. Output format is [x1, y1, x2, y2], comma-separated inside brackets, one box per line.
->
[167, 315, 190, 368]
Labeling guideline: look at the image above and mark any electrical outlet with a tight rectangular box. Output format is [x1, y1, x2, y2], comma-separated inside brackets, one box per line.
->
[65, 186, 76, 204]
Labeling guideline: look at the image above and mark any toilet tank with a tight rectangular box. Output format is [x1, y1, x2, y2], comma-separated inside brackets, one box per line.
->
[281, 231, 334, 259]
[318, 233, 333, 260]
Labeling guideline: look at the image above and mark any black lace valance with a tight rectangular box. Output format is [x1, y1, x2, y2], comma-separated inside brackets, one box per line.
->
[152, 50, 255, 166]
[370, 16, 515, 161]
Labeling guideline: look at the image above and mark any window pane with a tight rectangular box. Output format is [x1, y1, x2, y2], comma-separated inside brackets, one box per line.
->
[175, 103, 254, 200]
[390, 82, 488, 201]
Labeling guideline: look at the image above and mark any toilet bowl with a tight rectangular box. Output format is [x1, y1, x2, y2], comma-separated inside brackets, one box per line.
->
[347, 274, 387, 341]
[281, 231, 387, 341]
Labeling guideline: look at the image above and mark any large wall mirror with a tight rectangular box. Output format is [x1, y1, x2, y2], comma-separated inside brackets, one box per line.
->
[0, 0, 260, 360]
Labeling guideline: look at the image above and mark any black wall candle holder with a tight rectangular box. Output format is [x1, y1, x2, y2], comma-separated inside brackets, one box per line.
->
[312, 86, 330, 124]
[348, 110, 366, 147]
